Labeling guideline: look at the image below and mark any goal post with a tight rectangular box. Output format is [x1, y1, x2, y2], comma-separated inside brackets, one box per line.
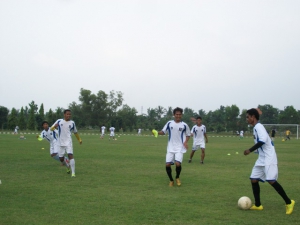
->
[263, 124, 299, 140]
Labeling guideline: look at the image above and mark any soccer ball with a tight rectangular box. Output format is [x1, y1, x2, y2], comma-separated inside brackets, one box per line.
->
[238, 196, 252, 210]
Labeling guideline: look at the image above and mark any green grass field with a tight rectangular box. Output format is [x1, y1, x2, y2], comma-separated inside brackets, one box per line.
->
[0, 132, 299, 225]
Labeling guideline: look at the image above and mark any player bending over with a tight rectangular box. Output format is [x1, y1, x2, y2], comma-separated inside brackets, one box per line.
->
[37, 121, 70, 171]
[243, 108, 295, 214]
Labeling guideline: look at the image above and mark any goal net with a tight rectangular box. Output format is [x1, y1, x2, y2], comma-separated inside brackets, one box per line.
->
[262, 124, 299, 140]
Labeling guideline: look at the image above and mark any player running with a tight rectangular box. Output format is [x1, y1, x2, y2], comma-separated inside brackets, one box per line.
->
[100, 125, 106, 139]
[188, 116, 208, 164]
[37, 121, 70, 172]
[109, 126, 115, 140]
[51, 109, 82, 178]
[156, 107, 191, 187]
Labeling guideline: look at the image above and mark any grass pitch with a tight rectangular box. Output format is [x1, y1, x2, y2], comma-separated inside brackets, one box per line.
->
[0, 132, 299, 225]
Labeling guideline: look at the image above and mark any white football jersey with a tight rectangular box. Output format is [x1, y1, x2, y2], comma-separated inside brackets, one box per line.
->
[40, 129, 58, 144]
[162, 120, 191, 153]
[101, 126, 106, 133]
[240, 130, 244, 136]
[109, 127, 115, 135]
[253, 123, 277, 166]
[52, 119, 78, 146]
[191, 124, 206, 145]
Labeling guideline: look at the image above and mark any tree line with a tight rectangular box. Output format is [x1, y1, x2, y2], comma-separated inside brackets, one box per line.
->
[1, 88, 299, 133]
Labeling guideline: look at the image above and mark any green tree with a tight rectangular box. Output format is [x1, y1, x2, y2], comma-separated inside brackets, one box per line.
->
[116, 105, 138, 131]
[257, 104, 279, 124]
[8, 108, 18, 130]
[225, 105, 240, 132]
[155, 106, 166, 120]
[278, 106, 299, 124]
[18, 107, 26, 130]
[27, 101, 38, 130]
[0, 106, 9, 130]
[46, 108, 56, 124]
[35, 103, 45, 128]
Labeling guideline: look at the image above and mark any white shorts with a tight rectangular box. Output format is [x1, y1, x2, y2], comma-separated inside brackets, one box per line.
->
[166, 152, 184, 164]
[250, 165, 278, 182]
[192, 144, 205, 151]
[110, 132, 115, 137]
[58, 146, 73, 157]
[101, 132, 105, 136]
[50, 142, 59, 155]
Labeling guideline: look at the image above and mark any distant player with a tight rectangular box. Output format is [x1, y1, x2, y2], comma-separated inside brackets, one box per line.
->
[37, 121, 70, 171]
[188, 116, 208, 164]
[243, 108, 295, 214]
[270, 128, 276, 141]
[109, 126, 115, 140]
[137, 128, 142, 136]
[51, 109, 82, 178]
[100, 125, 106, 139]
[239, 130, 244, 139]
[14, 126, 19, 135]
[156, 107, 191, 187]
[285, 129, 291, 141]
[236, 130, 239, 137]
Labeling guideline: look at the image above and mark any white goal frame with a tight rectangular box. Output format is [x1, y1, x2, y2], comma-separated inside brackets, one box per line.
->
[263, 124, 299, 140]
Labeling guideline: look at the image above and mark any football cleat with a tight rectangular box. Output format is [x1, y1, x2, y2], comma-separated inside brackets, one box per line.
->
[169, 181, 174, 187]
[176, 178, 181, 186]
[286, 200, 295, 215]
[66, 167, 71, 174]
[250, 205, 263, 210]
[188, 159, 192, 163]
[71, 174, 76, 178]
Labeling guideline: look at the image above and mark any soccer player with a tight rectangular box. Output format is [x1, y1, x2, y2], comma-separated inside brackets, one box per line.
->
[51, 109, 82, 178]
[100, 124, 106, 139]
[137, 128, 141, 136]
[109, 126, 115, 140]
[270, 128, 276, 141]
[37, 121, 70, 171]
[285, 129, 291, 141]
[243, 108, 295, 214]
[188, 116, 208, 164]
[156, 107, 191, 187]
[239, 130, 244, 139]
[14, 126, 19, 135]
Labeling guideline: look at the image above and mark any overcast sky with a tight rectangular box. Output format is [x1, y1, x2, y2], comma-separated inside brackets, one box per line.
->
[1, 0, 299, 115]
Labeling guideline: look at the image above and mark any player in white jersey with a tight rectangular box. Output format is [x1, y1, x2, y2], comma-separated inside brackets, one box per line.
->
[239, 130, 244, 139]
[243, 108, 295, 214]
[109, 126, 115, 140]
[51, 109, 82, 178]
[100, 125, 106, 139]
[14, 126, 19, 134]
[157, 107, 191, 187]
[37, 121, 70, 171]
[188, 116, 208, 164]
[137, 128, 141, 136]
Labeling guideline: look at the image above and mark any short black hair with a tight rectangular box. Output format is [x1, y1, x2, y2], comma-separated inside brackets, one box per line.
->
[246, 108, 260, 120]
[42, 121, 49, 126]
[173, 107, 183, 115]
[64, 109, 71, 114]
[196, 116, 202, 120]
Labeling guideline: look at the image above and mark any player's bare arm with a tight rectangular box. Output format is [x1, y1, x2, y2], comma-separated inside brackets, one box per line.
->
[184, 136, 190, 149]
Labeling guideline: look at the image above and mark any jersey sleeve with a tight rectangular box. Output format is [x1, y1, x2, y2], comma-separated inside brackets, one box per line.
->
[255, 124, 267, 144]
[185, 123, 191, 136]
[72, 122, 78, 133]
[162, 121, 171, 134]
